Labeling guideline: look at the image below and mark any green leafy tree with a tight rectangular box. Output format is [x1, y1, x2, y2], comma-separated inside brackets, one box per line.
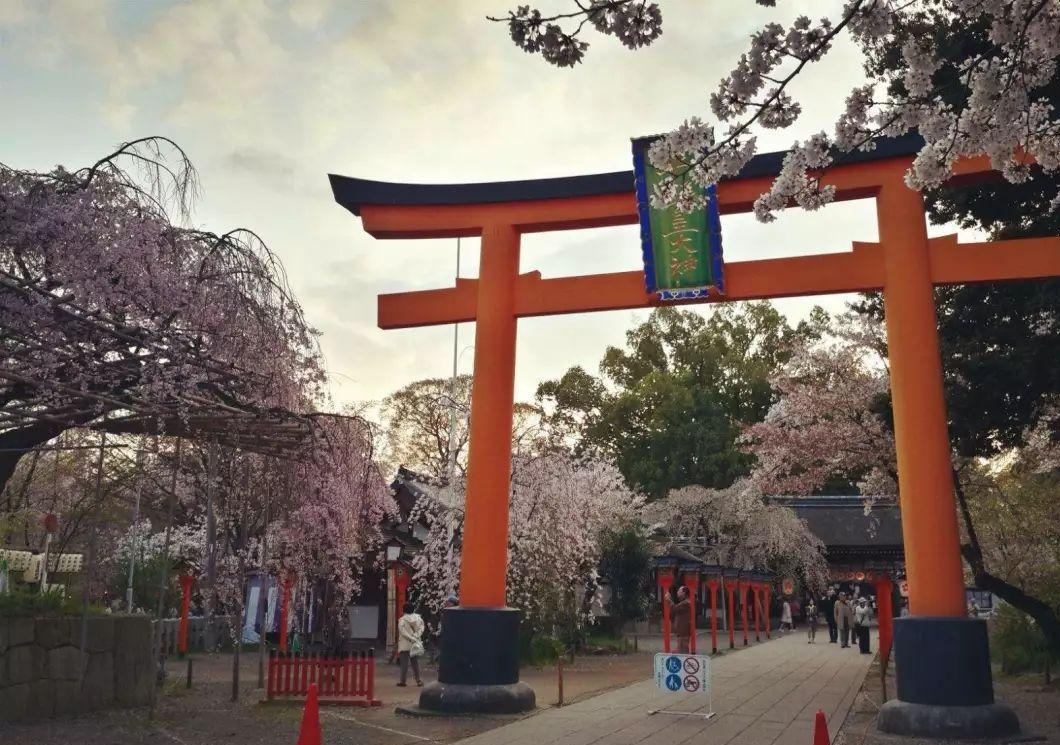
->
[536, 303, 803, 498]
[597, 519, 653, 624]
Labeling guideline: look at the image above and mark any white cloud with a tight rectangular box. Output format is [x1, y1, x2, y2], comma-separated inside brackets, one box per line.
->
[2, 0, 922, 407]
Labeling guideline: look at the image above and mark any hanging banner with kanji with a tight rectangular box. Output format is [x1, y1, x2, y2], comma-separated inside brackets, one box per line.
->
[632, 137, 724, 301]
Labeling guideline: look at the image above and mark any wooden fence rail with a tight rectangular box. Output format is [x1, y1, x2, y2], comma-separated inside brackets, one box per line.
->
[153, 616, 234, 655]
[266, 650, 380, 706]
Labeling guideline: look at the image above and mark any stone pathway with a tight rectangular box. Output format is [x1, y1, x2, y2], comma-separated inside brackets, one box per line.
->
[456, 631, 874, 745]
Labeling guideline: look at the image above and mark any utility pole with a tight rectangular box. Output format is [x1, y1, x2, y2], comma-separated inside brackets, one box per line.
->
[126, 446, 144, 613]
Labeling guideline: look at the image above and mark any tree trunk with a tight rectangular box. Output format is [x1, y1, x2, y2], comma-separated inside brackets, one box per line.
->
[953, 470, 1060, 654]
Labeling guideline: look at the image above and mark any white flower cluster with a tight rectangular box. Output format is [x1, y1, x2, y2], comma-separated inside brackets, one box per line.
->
[752, 133, 837, 222]
[507, 0, 1060, 220]
[587, 0, 662, 51]
[506, 5, 589, 67]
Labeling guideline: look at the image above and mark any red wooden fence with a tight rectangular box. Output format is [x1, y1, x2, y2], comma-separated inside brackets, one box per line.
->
[266, 650, 381, 706]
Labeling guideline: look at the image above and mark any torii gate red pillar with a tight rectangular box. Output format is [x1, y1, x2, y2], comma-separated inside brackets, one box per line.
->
[682, 569, 699, 654]
[338, 143, 1057, 727]
[657, 566, 674, 653]
[724, 577, 737, 650]
[763, 582, 772, 639]
[752, 582, 762, 642]
[707, 575, 720, 655]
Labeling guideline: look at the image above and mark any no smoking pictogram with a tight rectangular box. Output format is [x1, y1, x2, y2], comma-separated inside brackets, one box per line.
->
[683, 676, 700, 692]
[683, 657, 700, 675]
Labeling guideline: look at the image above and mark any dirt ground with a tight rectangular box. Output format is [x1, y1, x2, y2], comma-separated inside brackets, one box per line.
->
[836, 658, 1060, 745]
[0, 649, 657, 745]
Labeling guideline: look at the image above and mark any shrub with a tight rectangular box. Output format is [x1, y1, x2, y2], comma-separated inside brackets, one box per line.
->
[0, 586, 101, 617]
[992, 602, 1056, 675]
[523, 634, 565, 665]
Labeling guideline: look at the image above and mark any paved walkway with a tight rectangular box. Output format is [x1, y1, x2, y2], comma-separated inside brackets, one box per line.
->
[457, 631, 874, 745]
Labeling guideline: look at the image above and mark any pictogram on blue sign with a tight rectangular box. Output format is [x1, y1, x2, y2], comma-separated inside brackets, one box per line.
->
[665, 656, 682, 674]
[665, 674, 682, 691]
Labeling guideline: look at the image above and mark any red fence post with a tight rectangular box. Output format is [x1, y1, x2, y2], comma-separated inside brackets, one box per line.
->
[708, 579, 719, 654]
[178, 573, 194, 655]
[741, 580, 750, 644]
[764, 582, 772, 639]
[368, 648, 377, 705]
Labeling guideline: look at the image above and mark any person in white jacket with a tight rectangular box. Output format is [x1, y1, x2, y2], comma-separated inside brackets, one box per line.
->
[397, 602, 425, 687]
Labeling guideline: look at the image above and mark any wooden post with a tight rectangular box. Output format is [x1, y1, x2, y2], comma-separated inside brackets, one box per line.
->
[739, 581, 750, 646]
[557, 657, 564, 707]
[79, 433, 106, 690]
[257, 481, 271, 689]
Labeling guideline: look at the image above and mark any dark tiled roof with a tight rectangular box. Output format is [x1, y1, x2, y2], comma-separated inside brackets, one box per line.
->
[330, 134, 926, 216]
[778, 496, 904, 548]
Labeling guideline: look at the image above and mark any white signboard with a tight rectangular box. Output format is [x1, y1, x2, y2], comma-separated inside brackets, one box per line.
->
[653, 652, 710, 695]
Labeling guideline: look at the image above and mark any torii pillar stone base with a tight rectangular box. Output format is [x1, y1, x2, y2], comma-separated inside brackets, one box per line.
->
[419, 608, 535, 714]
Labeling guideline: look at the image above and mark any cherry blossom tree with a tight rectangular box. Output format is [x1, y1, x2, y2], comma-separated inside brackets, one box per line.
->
[643, 480, 829, 592]
[411, 453, 644, 639]
[1, 141, 395, 641]
[743, 314, 1060, 650]
[742, 314, 896, 499]
[0, 138, 324, 492]
[494, 1, 1060, 219]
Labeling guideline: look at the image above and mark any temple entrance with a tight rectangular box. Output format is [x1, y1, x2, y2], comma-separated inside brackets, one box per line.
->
[332, 135, 1060, 733]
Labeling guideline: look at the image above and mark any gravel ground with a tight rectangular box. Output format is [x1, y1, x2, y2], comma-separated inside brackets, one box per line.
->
[0, 649, 657, 745]
[836, 658, 1059, 745]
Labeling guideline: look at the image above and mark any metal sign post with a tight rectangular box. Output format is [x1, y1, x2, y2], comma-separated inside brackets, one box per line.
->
[649, 652, 714, 720]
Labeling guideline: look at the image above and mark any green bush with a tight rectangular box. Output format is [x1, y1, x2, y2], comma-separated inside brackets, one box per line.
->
[0, 586, 101, 617]
[992, 602, 1056, 675]
[523, 634, 565, 665]
[584, 630, 629, 654]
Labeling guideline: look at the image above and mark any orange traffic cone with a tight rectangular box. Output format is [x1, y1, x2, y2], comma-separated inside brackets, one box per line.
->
[813, 709, 830, 745]
[296, 683, 321, 745]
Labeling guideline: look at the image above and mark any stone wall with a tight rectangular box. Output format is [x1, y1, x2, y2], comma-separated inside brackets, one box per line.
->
[0, 615, 152, 721]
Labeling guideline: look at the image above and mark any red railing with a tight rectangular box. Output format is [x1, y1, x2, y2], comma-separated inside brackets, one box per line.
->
[266, 650, 381, 706]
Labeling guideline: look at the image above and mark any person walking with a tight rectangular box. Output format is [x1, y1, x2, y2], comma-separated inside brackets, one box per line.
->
[835, 592, 854, 648]
[670, 586, 692, 653]
[780, 599, 793, 633]
[397, 602, 425, 687]
[820, 589, 838, 643]
[805, 599, 819, 643]
[855, 597, 872, 654]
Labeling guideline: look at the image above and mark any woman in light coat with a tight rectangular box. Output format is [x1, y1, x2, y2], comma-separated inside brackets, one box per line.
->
[397, 601, 425, 687]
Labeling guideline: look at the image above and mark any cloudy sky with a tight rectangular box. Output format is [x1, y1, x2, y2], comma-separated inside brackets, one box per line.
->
[0, 0, 975, 409]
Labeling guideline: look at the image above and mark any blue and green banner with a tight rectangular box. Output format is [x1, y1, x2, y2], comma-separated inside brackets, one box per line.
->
[632, 137, 724, 301]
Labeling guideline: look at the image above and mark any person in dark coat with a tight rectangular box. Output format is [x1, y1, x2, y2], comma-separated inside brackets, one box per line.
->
[820, 589, 838, 643]
[834, 592, 854, 648]
[670, 586, 692, 653]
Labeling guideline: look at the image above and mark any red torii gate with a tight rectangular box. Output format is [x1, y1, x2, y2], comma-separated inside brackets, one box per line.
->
[332, 136, 1059, 732]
